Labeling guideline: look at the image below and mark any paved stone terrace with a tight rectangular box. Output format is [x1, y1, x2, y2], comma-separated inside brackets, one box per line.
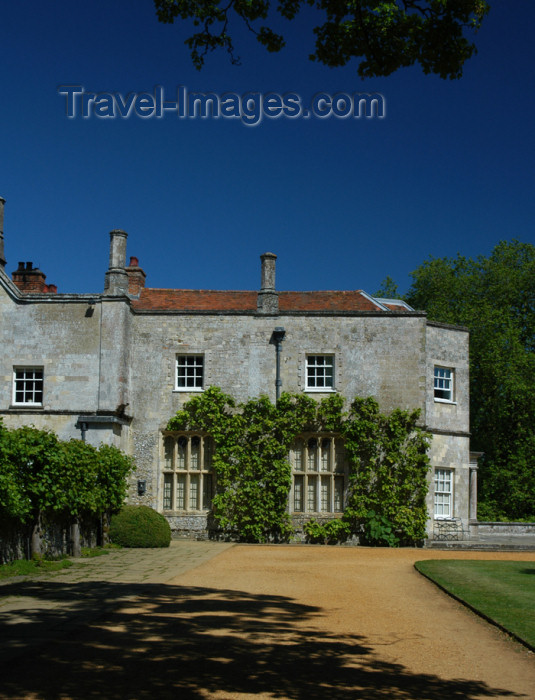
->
[0, 541, 233, 665]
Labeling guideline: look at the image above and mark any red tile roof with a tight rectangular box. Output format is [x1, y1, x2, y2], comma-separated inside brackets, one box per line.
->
[279, 291, 381, 312]
[131, 288, 405, 313]
[132, 289, 258, 311]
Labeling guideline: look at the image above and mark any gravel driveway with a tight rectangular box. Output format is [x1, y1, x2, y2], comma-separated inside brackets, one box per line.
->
[1, 545, 534, 699]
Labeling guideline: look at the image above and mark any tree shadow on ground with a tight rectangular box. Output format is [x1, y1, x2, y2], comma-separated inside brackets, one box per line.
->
[0, 580, 526, 699]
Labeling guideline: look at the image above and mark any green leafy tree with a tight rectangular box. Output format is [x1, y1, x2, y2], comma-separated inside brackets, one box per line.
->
[95, 444, 135, 515]
[154, 0, 489, 78]
[0, 420, 29, 523]
[0, 427, 65, 556]
[405, 240, 535, 520]
[375, 275, 399, 299]
[0, 424, 135, 558]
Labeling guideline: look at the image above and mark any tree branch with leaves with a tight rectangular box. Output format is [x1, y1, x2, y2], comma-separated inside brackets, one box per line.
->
[154, 0, 489, 78]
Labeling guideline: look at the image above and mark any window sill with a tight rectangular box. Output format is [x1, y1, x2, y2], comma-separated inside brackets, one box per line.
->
[173, 388, 204, 393]
[162, 510, 210, 514]
[434, 398, 456, 405]
[10, 404, 44, 409]
[304, 388, 337, 393]
[292, 511, 343, 516]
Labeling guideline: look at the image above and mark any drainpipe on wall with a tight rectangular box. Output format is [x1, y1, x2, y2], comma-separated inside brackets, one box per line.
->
[0, 196, 6, 268]
[77, 421, 88, 442]
[272, 327, 286, 401]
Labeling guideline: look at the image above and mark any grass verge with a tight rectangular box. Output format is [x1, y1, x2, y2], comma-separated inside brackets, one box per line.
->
[415, 560, 535, 651]
[80, 546, 113, 558]
[0, 558, 74, 579]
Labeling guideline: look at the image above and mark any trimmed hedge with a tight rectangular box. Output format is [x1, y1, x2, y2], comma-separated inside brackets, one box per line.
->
[109, 506, 171, 548]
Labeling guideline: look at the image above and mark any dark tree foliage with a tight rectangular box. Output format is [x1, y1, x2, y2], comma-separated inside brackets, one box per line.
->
[154, 0, 489, 78]
[405, 240, 535, 521]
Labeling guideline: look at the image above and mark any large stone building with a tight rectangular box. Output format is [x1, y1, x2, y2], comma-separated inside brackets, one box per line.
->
[0, 198, 477, 539]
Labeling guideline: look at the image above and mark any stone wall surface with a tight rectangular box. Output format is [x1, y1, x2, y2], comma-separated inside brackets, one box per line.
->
[425, 322, 469, 434]
[426, 433, 471, 535]
[129, 312, 428, 422]
[476, 522, 535, 535]
[0, 293, 101, 420]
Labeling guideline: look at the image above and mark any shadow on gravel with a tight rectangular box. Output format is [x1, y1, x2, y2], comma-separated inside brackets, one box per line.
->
[0, 580, 524, 699]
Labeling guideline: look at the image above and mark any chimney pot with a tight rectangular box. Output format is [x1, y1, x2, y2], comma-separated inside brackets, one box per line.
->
[26, 261, 33, 271]
[260, 252, 277, 291]
[104, 229, 129, 295]
[257, 252, 279, 314]
[17, 261, 25, 271]
[125, 255, 146, 296]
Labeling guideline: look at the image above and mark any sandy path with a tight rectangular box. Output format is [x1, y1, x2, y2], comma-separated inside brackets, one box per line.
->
[171, 547, 535, 699]
[1, 546, 534, 699]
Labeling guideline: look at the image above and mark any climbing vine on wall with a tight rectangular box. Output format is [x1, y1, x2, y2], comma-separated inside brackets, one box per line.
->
[167, 387, 316, 541]
[167, 388, 431, 544]
[342, 397, 431, 545]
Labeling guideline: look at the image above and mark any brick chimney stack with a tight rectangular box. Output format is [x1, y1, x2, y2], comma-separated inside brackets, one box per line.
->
[257, 252, 279, 314]
[125, 255, 146, 296]
[0, 196, 6, 268]
[12, 261, 48, 293]
[104, 229, 129, 296]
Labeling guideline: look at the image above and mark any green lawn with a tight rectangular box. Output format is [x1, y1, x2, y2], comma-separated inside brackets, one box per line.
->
[415, 560, 535, 650]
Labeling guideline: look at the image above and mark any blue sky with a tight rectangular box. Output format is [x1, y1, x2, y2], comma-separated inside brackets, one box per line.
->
[1, 1, 534, 296]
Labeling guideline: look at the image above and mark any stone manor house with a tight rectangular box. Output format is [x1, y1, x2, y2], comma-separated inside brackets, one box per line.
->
[0, 198, 478, 540]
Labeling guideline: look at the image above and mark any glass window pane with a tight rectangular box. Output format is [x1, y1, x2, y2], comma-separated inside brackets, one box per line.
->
[176, 475, 186, 510]
[434, 469, 452, 518]
[307, 477, 317, 511]
[320, 476, 330, 512]
[306, 356, 334, 389]
[434, 367, 452, 400]
[293, 440, 303, 471]
[177, 438, 186, 468]
[190, 474, 199, 509]
[294, 475, 304, 512]
[334, 476, 344, 512]
[164, 437, 174, 469]
[163, 474, 173, 510]
[177, 356, 204, 389]
[190, 436, 200, 470]
[203, 474, 213, 510]
[307, 438, 317, 471]
[321, 439, 331, 471]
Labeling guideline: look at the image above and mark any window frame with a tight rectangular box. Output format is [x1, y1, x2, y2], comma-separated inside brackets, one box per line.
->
[434, 468, 453, 519]
[433, 366, 455, 403]
[290, 434, 346, 515]
[175, 354, 204, 392]
[162, 432, 214, 513]
[12, 367, 44, 406]
[305, 354, 336, 392]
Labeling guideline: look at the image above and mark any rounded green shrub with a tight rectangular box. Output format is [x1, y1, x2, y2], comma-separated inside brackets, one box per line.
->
[109, 505, 171, 548]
